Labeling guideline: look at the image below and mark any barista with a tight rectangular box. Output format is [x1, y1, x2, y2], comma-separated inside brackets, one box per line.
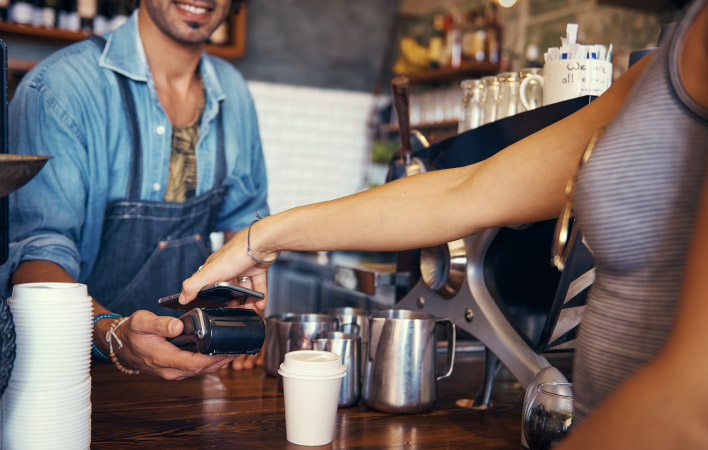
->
[181, 0, 708, 447]
[5, 0, 268, 378]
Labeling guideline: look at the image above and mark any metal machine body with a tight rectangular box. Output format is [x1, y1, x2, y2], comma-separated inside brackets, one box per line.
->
[386, 97, 597, 403]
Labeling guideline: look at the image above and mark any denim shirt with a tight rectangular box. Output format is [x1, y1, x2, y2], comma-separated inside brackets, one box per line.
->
[2, 10, 269, 297]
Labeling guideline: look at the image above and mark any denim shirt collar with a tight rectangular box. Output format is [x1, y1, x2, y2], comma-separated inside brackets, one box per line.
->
[99, 9, 227, 109]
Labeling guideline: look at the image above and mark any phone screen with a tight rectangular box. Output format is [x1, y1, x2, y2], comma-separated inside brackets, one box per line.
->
[158, 282, 264, 312]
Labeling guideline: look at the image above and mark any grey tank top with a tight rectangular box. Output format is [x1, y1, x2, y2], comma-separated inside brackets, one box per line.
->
[572, 0, 708, 422]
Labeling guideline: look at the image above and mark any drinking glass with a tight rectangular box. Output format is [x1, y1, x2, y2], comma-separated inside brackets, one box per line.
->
[458, 79, 483, 133]
[496, 71, 520, 120]
[523, 382, 574, 450]
[480, 76, 499, 125]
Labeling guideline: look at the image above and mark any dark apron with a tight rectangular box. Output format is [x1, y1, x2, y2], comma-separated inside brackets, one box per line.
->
[85, 35, 229, 317]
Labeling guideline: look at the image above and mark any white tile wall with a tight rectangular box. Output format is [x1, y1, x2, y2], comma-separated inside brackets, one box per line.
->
[247, 81, 377, 214]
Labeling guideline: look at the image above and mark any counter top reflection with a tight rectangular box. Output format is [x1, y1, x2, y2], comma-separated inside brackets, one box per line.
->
[91, 353, 542, 449]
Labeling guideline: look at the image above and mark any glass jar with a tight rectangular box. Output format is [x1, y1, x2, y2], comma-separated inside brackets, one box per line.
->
[458, 79, 483, 133]
[496, 71, 521, 120]
[480, 75, 499, 125]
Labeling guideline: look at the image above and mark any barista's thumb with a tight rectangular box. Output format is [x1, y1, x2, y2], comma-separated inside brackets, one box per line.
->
[128, 310, 183, 338]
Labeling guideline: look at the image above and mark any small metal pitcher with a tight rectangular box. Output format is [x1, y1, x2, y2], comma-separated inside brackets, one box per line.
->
[312, 331, 361, 407]
[362, 309, 455, 414]
[277, 313, 338, 359]
[263, 313, 296, 377]
[321, 307, 367, 378]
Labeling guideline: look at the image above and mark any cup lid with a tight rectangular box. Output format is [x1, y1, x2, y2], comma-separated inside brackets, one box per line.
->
[278, 350, 346, 380]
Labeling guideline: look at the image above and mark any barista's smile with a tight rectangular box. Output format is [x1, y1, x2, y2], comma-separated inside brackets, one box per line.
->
[173, 1, 214, 20]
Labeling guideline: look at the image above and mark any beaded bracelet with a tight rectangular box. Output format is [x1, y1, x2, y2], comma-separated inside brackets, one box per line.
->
[247, 211, 281, 265]
[92, 313, 121, 359]
[105, 317, 140, 375]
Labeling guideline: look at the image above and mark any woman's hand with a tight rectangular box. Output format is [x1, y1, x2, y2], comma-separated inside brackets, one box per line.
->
[108, 310, 236, 380]
[179, 224, 275, 309]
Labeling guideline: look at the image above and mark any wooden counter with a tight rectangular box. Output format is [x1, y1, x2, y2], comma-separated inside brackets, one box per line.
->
[91, 352, 566, 449]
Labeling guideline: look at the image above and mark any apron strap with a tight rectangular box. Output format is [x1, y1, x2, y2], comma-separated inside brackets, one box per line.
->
[215, 104, 226, 185]
[87, 34, 143, 201]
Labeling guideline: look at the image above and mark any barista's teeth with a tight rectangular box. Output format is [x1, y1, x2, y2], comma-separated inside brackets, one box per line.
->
[175, 2, 209, 14]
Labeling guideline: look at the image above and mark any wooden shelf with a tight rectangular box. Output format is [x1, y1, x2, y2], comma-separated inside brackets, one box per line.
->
[382, 120, 458, 134]
[7, 58, 37, 72]
[0, 5, 247, 63]
[405, 61, 500, 84]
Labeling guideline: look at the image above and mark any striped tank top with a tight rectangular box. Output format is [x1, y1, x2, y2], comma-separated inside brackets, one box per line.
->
[572, 0, 708, 422]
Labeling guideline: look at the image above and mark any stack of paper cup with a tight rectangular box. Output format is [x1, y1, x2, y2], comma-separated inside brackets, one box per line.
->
[2, 283, 93, 450]
[278, 350, 346, 446]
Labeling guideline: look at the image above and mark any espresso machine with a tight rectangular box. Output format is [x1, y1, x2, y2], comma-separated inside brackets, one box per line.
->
[338, 92, 595, 447]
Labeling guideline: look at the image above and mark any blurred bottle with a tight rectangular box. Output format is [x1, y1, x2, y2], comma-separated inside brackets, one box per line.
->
[445, 5, 463, 68]
[39, 0, 57, 27]
[468, 10, 486, 62]
[209, 18, 229, 45]
[10, 0, 35, 24]
[32, 0, 43, 26]
[460, 11, 475, 62]
[93, 0, 111, 34]
[525, 44, 542, 68]
[109, 0, 129, 31]
[77, 0, 96, 30]
[428, 14, 445, 69]
[484, 3, 501, 64]
[59, 0, 80, 30]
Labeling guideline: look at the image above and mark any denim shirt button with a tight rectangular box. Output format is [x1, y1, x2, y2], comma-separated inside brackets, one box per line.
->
[152, 182, 161, 191]
[156, 125, 166, 135]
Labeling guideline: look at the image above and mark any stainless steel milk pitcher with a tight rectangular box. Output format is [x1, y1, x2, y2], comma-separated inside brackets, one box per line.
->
[362, 309, 455, 413]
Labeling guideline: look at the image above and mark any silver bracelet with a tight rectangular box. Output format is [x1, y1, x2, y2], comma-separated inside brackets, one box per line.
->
[247, 212, 280, 265]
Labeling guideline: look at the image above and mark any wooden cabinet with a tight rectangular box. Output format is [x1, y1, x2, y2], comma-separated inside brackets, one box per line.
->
[1, 5, 247, 72]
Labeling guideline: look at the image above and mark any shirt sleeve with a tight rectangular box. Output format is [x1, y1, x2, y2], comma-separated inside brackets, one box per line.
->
[217, 83, 270, 233]
[8, 76, 90, 281]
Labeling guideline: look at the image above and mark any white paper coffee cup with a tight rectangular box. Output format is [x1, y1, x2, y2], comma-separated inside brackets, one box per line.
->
[279, 350, 346, 446]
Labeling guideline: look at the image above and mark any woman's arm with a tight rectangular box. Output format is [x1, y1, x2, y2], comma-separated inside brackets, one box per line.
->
[180, 52, 652, 304]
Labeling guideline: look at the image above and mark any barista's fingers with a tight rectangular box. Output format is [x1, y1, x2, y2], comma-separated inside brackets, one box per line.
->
[128, 310, 183, 338]
[160, 352, 234, 376]
[231, 355, 252, 371]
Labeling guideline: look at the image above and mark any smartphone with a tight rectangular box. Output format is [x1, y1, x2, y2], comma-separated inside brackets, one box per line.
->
[158, 282, 265, 312]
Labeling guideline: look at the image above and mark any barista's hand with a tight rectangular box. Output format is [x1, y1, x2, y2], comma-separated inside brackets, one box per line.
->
[108, 310, 236, 380]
